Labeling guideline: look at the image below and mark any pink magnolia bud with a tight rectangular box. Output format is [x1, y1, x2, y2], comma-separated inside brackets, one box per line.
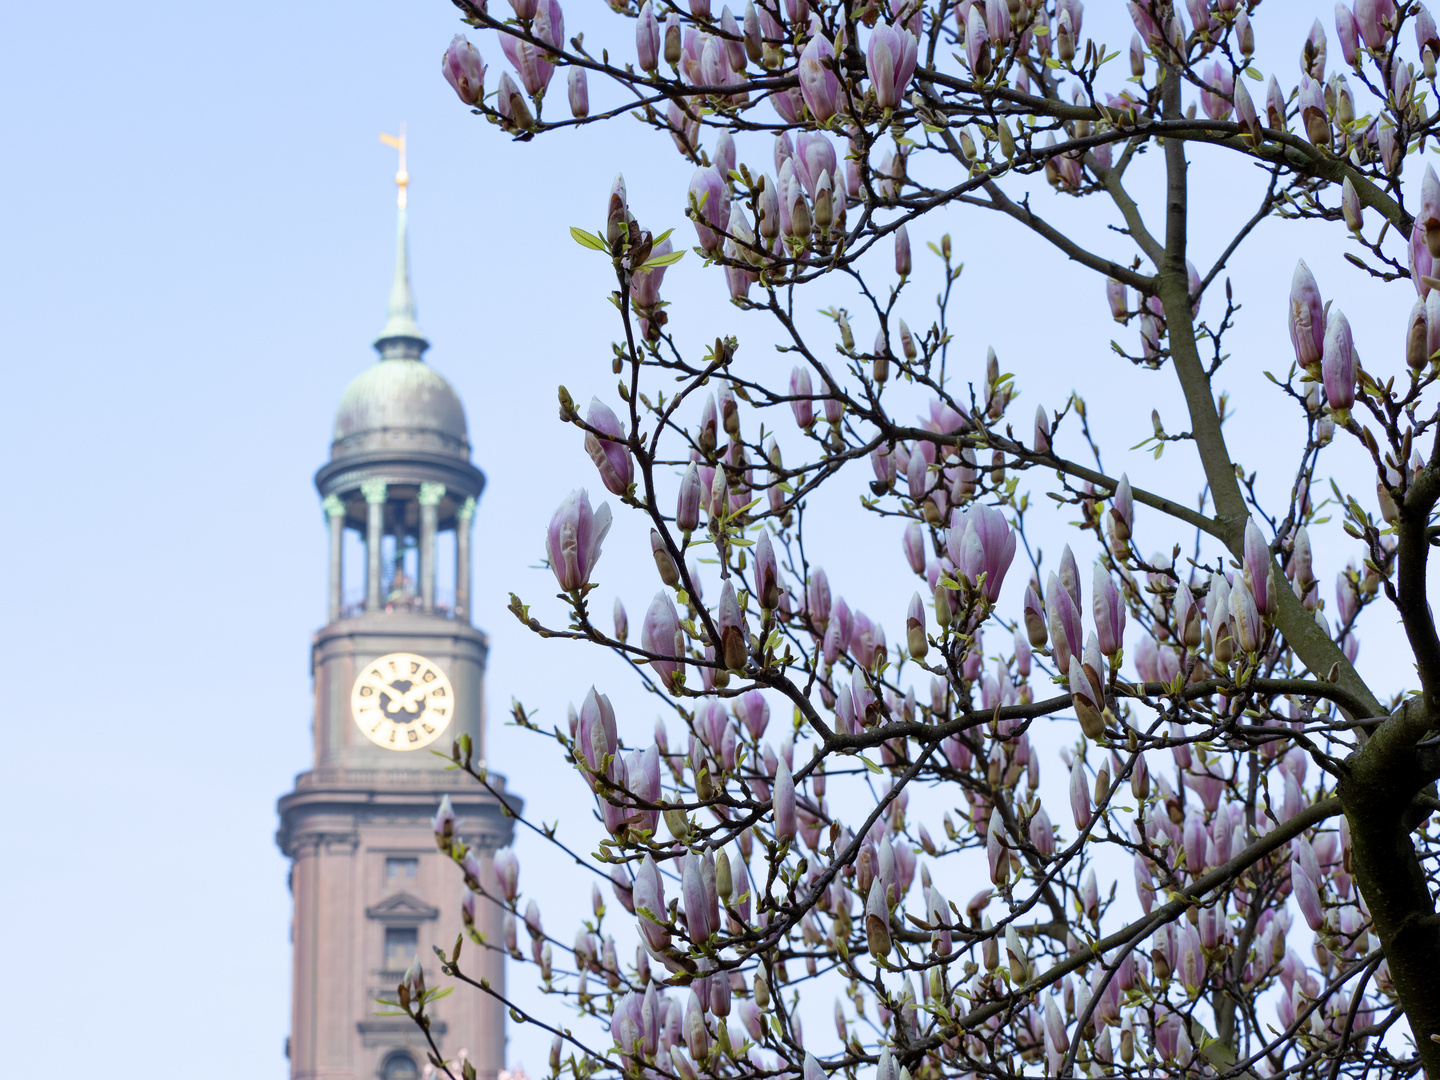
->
[683, 990, 709, 1060]
[1070, 755, 1092, 829]
[642, 591, 684, 690]
[1413, 218, 1438, 297]
[773, 757, 796, 841]
[1233, 76, 1261, 142]
[1266, 74, 1287, 131]
[1127, 2, 1162, 48]
[906, 591, 928, 659]
[1407, 299, 1429, 370]
[1069, 654, 1105, 739]
[1288, 259, 1326, 370]
[865, 877, 892, 957]
[681, 852, 715, 942]
[503, 0, 562, 95]
[461, 847, 484, 888]
[793, 132, 837, 198]
[895, 224, 911, 276]
[1427, 289, 1440, 365]
[577, 686, 618, 778]
[1229, 579, 1262, 654]
[1106, 278, 1127, 322]
[432, 794, 457, 849]
[547, 489, 612, 592]
[1027, 804, 1054, 856]
[492, 847, 520, 901]
[1243, 518, 1274, 615]
[946, 504, 1016, 602]
[1175, 581, 1201, 648]
[1293, 863, 1325, 929]
[630, 238, 673, 307]
[1092, 566, 1125, 659]
[902, 521, 926, 574]
[567, 66, 589, 117]
[404, 954, 425, 998]
[709, 134, 736, 187]
[1129, 31, 1145, 76]
[985, 0, 1013, 44]
[1420, 2, 1440, 57]
[1044, 994, 1069, 1054]
[966, 5, 991, 77]
[1354, 0, 1386, 48]
[1322, 309, 1356, 411]
[1236, 9, 1254, 58]
[1177, 920, 1204, 994]
[633, 854, 669, 950]
[1420, 165, 1440, 260]
[755, 529, 781, 610]
[789, 365, 815, 429]
[717, 580, 747, 670]
[798, 31, 841, 121]
[1335, 2, 1360, 65]
[1200, 60, 1234, 121]
[985, 806, 1008, 883]
[677, 463, 703, 533]
[1303, 17, 1328, 79]
[806, 566, 832, 629]
[738, 689, 770, 740]
[1111, 473, 1134, 542]
[688, 165, 731, 253]
[637, 1, 661, 71]
[585, 398, 632, 496]
[1298, 75, 1331, 146]
[495, 71, 534, 129]
[442, 35, 488, 106]
[1046, 572, 1083, 672]
[867, 20, 919, 109]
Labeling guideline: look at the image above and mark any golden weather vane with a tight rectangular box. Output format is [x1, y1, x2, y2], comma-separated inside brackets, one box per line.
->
[380, 126, 408, 208]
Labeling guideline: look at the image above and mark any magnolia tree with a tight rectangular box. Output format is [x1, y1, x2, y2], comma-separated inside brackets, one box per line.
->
[400, 0, 1440, 1076]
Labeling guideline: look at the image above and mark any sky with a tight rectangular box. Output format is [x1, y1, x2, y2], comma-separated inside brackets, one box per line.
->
[0, 1, 1427, 1076]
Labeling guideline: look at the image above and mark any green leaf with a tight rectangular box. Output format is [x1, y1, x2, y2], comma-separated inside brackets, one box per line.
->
[858, 755, 881, 774]
[570, 226, 609, 252]
[642, 249, 686, 269]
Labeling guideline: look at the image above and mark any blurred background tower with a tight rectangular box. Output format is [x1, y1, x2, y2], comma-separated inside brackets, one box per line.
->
[277, 133, 516, 1080]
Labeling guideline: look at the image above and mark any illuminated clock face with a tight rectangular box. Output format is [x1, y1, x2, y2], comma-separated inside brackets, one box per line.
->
[351, 652, 455, 751]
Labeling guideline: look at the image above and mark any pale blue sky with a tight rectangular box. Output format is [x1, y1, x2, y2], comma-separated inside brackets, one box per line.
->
[1, 2, 1424, 1076]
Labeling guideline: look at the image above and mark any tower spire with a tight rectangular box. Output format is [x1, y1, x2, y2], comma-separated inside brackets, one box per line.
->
[375, 127, 428, 357]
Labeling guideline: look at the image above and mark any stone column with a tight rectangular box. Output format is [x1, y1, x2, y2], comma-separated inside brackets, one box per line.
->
[323, 494, 345, 623]
[417, 482, 446, 614]
[361, 480, 388, 612]
[456, 495, 476, 623]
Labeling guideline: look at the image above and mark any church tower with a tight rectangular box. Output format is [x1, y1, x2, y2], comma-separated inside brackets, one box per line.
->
[278, 136, 516, 1080]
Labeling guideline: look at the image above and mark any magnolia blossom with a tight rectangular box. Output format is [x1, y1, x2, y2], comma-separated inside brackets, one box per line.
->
[546, 489, 611, 591]
[442, 35, 487, 105]
[866, 21, 918, 109]
[798, 32, 841, 121]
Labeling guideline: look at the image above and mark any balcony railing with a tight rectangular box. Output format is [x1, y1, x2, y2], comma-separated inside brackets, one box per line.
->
[339, 586, 459, 620]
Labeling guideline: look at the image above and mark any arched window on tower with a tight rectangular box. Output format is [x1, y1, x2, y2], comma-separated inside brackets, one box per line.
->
[381, 1050, 419, 1080]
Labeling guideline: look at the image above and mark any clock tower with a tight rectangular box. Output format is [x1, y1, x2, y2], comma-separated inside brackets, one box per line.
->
[278, 140, 517, 1080]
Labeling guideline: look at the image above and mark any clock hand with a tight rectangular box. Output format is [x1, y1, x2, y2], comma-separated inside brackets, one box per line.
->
[383, 681, 427, 713]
